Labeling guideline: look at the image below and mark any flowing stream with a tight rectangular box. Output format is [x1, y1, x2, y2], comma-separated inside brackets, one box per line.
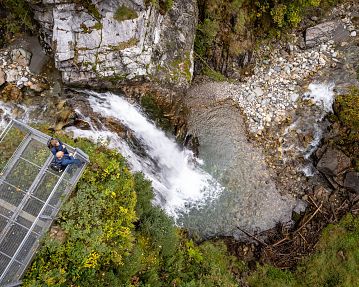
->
[66, 90, 295, 238]
[0, 82, 335, 238]
[67, 91, 224, 218]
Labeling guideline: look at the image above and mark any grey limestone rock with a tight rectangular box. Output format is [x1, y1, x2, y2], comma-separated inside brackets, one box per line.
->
[11, 48, 32, 66]
[316, 147, 351, 177]
[305, 21, 349, 48]
[28, 0, 197, 88]
[5, 69, 21, 83]
[344, 172, 359, 193]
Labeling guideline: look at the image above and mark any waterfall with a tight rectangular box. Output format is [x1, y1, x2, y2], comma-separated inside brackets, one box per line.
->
[67, 91, 223, 217]
[67, 90, 295, 238]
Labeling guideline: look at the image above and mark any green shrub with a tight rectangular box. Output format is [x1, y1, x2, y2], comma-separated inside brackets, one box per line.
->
[145, 0, 174, 14]
[0, 0, 35, 46]
[333, 87, 359, 169]
[22, 138, 138, 286]
[270, 4, 288, 28]
[194, 18, 220, 57]
[335, 87, 359, 139]
[114, 5, 138, 21]
[21, 132, 241, 286]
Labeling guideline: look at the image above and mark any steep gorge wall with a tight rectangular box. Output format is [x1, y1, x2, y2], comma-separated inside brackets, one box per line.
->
[28, 0, 197, 88]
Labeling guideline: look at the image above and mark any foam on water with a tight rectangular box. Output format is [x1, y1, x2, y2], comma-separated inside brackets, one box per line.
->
[304, 82, 335, 114]
[67, 91, 223, 217]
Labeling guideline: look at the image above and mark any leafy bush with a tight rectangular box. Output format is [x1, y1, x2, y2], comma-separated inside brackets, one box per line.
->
[335, 87, 359, 139]
[0, 0, 35, 46]
[22, 134, 242, 286]
[333, 87, 359, 169]
[23, 138, 138, 286]
[195, 18, 220, 58]
[145, 0, 174, 14]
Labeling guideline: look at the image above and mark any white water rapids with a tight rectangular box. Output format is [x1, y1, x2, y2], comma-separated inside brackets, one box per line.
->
[65, 90, 296, 238]
[67, 91, 223, 217]
[0, 82, 335, 238]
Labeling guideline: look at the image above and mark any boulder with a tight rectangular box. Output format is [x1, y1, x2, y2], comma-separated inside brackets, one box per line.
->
[11, 48, 32, 66]
[0, 69, 5, 86]
[5, 69, 21, 83]
[343, 172, 359, 193]
[316, 147, 351, 176]
[28, 81, 48, 92]
[28, 0, 198, 88]
[305, 21, 349, 48]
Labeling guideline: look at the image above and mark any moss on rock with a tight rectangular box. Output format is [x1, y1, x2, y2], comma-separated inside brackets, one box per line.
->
[114, 5, 138, 22]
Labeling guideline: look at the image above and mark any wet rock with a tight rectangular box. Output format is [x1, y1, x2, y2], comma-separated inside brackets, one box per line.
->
[55, 106, 76, 131]
[316, 147, 351, 176]
[0, 69, 5, 86]
[343, 172, 359, 193]
[73, 119, 91, 130]
[106, 118, 127, 138]
[11, 48, 32, 66]
[305, 21, 349, 48]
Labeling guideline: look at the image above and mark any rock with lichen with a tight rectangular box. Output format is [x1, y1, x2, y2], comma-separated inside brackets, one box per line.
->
[28, 0, 197, 89]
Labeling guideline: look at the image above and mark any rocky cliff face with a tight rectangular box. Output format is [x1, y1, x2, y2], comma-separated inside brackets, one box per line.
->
[28, 0, 197, 88]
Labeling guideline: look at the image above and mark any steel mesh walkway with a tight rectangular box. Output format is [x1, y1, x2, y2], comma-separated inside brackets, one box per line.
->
[0, 120, 89, 286]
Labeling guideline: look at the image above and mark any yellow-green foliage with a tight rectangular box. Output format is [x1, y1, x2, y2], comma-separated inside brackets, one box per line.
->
[203, 66, 228, 81]
[109, 37, 139, 50]
[334, 87, 359, 169]
[248, 213, 359, 287]
[255, 0, 330, 29]
[23, 137, 138, 286]
[145, 0, 174, 14]
[335, 87, 359, 140]
[22, 133, 242, 286]
[114, 5, 138, 22]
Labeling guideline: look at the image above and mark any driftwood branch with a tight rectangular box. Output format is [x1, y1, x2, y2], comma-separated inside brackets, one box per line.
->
[272, 237, 289, 247]
[294, 202, 323, 235]
[236, 227, 268, 246]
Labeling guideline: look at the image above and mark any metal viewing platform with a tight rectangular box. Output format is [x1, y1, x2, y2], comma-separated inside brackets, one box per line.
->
[0, 120, 89, 286]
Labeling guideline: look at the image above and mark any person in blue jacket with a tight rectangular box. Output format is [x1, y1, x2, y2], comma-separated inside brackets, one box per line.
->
[48, 138, 68, 156]
[55, 151, 82, 170]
